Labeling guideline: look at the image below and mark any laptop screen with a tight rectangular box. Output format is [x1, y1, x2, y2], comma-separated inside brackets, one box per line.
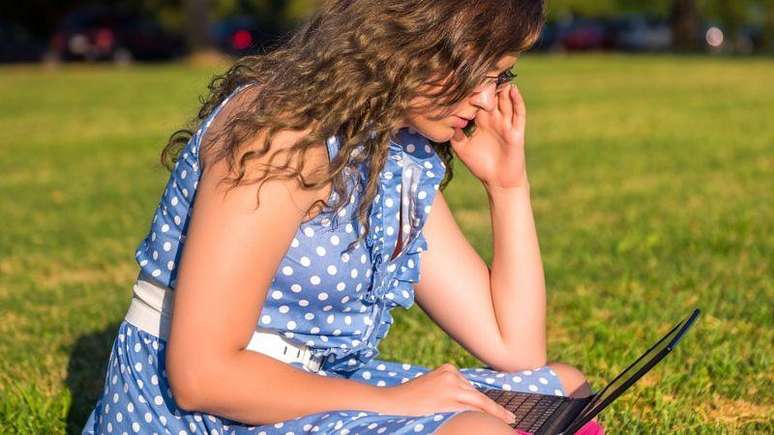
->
[565, 309, 700, 433]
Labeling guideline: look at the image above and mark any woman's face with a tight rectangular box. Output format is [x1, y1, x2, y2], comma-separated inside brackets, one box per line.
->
[396, 53, 519, 142]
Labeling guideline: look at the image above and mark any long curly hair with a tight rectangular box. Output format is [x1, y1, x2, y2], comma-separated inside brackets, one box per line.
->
[161, 0, 545, 252]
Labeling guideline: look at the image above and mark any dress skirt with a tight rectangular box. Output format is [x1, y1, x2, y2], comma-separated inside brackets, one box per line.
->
[82, 320, 566, 434]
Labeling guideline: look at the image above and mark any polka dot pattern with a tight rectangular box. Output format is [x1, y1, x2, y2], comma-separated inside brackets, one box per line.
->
[84, 86, 567, 434]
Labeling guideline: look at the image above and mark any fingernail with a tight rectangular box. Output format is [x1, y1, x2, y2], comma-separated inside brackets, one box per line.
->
[509, 412, 517, 423]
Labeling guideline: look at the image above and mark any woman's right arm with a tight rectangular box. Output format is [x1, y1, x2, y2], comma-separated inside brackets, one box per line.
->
[164, 101, 389, 424]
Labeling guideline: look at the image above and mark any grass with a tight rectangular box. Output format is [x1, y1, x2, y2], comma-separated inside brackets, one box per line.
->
[0, 54, 771, 433]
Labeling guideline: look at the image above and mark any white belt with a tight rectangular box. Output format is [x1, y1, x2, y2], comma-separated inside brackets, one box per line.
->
[124, 272, 324, 372]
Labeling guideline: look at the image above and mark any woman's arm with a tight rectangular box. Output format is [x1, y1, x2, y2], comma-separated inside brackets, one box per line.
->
[415, 83, 546, 371]
[164, 92, 389, 424]
[415, 187, 545, 372]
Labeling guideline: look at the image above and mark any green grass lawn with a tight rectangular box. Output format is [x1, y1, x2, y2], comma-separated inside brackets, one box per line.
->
[0, 54, 771, 434]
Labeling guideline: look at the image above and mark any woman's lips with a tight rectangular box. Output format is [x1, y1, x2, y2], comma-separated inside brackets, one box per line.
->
[451, 115, 469, 128]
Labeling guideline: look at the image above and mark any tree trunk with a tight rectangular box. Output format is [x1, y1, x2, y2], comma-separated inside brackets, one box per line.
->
[670, 0, 700, 51]
[764, 0, 774, 52]
[184, 0, 212, 51]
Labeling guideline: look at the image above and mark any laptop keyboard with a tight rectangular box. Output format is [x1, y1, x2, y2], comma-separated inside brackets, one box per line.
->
[480, 387, 566, 432]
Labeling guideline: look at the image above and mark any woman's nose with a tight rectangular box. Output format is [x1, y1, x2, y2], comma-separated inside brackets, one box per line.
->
[469, 86, 498, 112]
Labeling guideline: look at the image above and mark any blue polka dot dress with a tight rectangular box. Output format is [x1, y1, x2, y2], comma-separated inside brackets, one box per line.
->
[82, 84, 567, 435]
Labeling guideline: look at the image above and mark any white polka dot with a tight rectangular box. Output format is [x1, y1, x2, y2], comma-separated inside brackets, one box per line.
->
[272, 290, 283, 299]
[134, 362, 143, 372]
[116, 412, 123, 422]
[336, 282, 346, 291]
[287, 321, 297, 330]
[282, 266, 293, 275]
[327, 265, 337, 275]
[413, 423, 424, 432]
[418, 191, 427, 199]
[330, 235, 340, 245]
[303, 227, 315, 237]
[350, 269, 358, 278]
[316, 246, 327, 256]
[291, 238, 300, 248]
[167, 260, 175, 271]
[279, 305, 290, 314]
[310, 275, 321, 285]
[261, 314, 272, 324]
[317, 292, 328, 301]
[132, 422, 141, 433]
[161, 224, 169, 233]
[529, 384, 538, 392]
[163, 241, 172, 251]
[539, 377, 548, 384]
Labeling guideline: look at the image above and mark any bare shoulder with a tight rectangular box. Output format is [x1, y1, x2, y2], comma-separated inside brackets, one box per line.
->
[195, 84, 332, 216]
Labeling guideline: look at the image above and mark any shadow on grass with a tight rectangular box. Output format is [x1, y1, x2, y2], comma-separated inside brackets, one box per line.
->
[65, 322, 120, 434]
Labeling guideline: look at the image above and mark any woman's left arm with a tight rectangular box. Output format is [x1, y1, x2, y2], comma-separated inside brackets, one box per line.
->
[414, 84, 546, 371]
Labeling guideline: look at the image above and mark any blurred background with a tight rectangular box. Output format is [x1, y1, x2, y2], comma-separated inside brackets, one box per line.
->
[1, 0, 774, 64]
[0, 1, 772, 434]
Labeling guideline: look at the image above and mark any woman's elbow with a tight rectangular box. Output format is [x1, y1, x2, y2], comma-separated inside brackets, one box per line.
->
[166, 345, 216, 411]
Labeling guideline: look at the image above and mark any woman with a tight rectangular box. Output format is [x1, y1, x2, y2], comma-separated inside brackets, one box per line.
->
[83, 0, 601, 433]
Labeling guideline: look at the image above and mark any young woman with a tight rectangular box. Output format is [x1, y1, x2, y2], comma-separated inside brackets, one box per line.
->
[82, 0, 601, 434]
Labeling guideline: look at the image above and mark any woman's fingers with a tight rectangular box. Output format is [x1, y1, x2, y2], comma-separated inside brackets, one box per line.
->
[511, 85, 526, 133]
[497, 85, 512, 122]
[456, 388, 516, 425]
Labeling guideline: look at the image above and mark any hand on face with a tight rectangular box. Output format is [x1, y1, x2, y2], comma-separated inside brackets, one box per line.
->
[450, 83, 528, 190]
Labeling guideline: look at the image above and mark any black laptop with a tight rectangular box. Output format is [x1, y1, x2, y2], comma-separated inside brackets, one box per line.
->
[476, 308, 701, 435]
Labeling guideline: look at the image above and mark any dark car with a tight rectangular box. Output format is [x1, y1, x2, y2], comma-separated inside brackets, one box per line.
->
[0, 20, 46, 63]
[530, 21, 560, 52]
[558, 17, 615, 51]
[210, 15, 286, 57]
[48, 6, 185, 63]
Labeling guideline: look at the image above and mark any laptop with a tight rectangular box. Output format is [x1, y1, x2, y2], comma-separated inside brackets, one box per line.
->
[476, 308, 701, 435]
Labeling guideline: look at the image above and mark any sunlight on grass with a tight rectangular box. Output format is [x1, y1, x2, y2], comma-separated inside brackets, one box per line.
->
[0, 55, 772, 433]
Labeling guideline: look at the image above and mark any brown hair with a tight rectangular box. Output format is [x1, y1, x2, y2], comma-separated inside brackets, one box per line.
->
[161, 0, 545, 252]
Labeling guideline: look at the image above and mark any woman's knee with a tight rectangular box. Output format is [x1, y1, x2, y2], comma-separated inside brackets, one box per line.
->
[435, 410, 514, 435]
[547, 361, 593, 398]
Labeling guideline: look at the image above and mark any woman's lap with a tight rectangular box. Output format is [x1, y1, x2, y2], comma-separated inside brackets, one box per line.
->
[83, 321, 564, 434]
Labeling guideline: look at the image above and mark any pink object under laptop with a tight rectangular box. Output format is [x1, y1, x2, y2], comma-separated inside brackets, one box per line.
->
[515, 420, 604, 435]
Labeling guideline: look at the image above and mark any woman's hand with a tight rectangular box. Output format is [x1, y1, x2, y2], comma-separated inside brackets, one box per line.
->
[450, 84, 528, 190]
[379, 363, 517, 425]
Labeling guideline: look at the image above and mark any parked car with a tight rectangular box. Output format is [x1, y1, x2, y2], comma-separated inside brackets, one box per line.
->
[47, 6, 185, 63]
[557, 17, 615, 51]
[610, 14, 672, 52]
[0, 20, 46, 63]
[210, 15, 285, 57]
[529, 21, 560, 52]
